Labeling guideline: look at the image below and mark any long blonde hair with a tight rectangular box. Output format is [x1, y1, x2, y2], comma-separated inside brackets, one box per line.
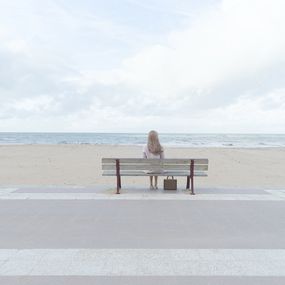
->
[147, 130, 163, 154]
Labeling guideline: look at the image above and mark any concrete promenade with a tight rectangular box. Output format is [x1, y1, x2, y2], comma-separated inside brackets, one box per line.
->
[0, 186, 285, 284]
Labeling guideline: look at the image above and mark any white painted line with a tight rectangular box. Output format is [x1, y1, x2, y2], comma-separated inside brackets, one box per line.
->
[265, 190, 285, 199]
[0, 249, 284, 276]
[0, 192, 284, 201]
[0, 188, 18, 195]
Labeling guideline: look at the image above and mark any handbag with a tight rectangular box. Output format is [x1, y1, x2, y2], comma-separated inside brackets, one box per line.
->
[163, 176, 177, 190]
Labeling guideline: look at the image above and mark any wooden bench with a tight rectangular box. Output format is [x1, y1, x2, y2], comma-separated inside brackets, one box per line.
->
[102, 158, 208, 195]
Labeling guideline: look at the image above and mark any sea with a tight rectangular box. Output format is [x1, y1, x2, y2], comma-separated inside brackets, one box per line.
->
[0, 133, 284, 148]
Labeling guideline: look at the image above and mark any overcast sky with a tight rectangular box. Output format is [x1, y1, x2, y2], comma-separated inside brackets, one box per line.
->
[0, 0, 284, 133]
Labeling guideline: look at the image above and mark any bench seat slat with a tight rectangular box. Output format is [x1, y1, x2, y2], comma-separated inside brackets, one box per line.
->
[102, 164, 208, 171]
[102, 170, 208, 177]
[102, 158, 208, 164]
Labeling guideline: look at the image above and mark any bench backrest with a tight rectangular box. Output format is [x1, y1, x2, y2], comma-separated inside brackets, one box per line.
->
[102, 158, 208, 172]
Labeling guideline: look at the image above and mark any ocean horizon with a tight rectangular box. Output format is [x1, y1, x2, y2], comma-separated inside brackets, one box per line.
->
[0, 132, 285, 148]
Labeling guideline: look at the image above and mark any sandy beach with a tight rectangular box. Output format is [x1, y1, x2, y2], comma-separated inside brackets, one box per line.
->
[0, 145, 284, 189]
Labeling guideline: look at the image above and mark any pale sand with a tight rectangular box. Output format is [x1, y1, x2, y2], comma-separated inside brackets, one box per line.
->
[0, 145, 284, 189]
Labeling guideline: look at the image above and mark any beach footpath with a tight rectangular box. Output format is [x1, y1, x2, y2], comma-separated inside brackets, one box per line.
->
[0, 186, 285, 284]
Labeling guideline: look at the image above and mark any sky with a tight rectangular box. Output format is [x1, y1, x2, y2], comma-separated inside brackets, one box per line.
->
[0, 0, 284, 133]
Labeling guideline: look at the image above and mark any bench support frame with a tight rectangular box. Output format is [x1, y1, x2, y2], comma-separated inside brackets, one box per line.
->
[186, 159, 195, 195]
[114, 159, 196, 195]
[115, 159, 121, 194]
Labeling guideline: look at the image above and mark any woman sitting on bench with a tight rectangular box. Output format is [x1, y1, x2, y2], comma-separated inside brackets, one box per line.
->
[143, 130, 164, 189]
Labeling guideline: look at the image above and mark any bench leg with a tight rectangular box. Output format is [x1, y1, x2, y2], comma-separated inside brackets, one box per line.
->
[116, 176, 121, 194]
[186, 176, 190, 189]
[115, 159, 121, 194]
[190, 176, 195, 195]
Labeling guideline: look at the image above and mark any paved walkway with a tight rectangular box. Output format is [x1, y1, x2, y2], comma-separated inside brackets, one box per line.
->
[0, 186, 285, 284]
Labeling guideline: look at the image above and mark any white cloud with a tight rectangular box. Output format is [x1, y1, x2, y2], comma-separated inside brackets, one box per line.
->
[201, 89, 285, 133]
[3, 95, 59, 114]
[0, 0, 284, 132]
[76, 0, 285, 132]
[107, 0, 285, 99]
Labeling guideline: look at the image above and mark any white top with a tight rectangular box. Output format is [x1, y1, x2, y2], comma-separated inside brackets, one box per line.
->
[143, 145, 164, 159]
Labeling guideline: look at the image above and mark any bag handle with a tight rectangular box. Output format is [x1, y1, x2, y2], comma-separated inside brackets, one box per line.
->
[166, 176, 174, 180]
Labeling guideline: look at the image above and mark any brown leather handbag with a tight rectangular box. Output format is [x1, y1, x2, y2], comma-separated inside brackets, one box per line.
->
[163, 176, 177, 190]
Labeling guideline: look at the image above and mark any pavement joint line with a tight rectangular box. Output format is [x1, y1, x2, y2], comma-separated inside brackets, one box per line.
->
[0, 249, 285, 276]
[265, 190, 285, 198]
[0, 188, 18, 195]
[0, 192, 284, 201]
